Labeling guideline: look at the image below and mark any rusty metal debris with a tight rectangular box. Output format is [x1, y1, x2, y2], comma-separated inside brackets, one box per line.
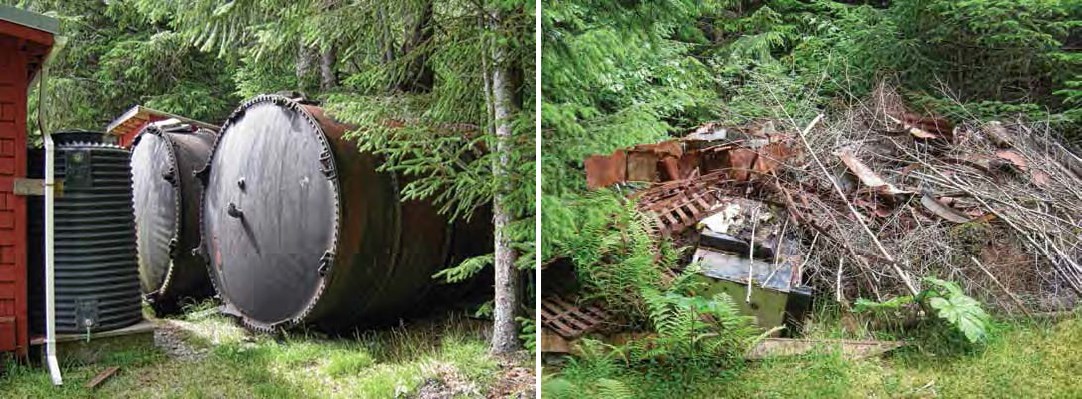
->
[584, 149, 626, 189]
[886, 111, 954, 140]
[539, 295, 612, 339]
[690, 198, 813, 331]
[554, 82, 1082, 359]
[582, 122, 796, 189]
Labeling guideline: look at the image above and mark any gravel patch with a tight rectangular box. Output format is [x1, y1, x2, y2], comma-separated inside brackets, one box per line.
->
[153, 320, 208, 361]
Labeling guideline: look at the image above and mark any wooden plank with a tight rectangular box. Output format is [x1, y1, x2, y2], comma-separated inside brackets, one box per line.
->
[746, 338, 904, 360]
[85, 366, 120, 389]
[540, 328, 571, 353]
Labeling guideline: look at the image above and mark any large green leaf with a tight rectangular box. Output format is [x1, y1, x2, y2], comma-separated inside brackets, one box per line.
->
[928, 294, 990, 343]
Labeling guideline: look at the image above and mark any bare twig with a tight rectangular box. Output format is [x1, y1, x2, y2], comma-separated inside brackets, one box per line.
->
[747, 206, 761, 304]
[836, 257, 845, 304]
[794, 114, 920, 296]
[970, 256, 1033, 317]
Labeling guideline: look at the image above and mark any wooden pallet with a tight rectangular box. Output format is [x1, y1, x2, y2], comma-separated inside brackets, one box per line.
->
[539, 296, 611, 339]
[636, 172, 730, 236]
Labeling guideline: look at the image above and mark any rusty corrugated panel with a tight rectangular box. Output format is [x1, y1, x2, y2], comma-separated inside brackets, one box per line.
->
[626, 150, 660, 182]
[582, 128, 795, 189]
[725, 147, 759, 181]
[717, 141, 794, 182]
[633, 140, 683, 158]
[584, 150, 626, 189]
[628, 141, 682, 182]
[676, 151, 701, 180]
[752, 142, 792, 177]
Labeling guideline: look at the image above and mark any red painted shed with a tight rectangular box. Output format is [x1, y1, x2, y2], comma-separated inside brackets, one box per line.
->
[106, 105, 219, 148]
[0, 5, 56, 358]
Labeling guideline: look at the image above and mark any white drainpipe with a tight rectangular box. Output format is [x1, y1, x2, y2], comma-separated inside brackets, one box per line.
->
[35, 36, 66, 387]
[44, 131, 61, 386]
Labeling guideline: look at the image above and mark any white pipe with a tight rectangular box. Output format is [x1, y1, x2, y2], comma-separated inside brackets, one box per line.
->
[44, 132, 61, 386]
[32, 34, 65, 387]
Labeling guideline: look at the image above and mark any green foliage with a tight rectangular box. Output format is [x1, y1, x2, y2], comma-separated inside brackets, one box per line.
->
[518, 316, 537, 353]
[473, 300, 494, 318]
[323, 351, 376, 378]
[541, 374, 634, 399]
[621, 289, 760, 366]
[853, 295, 915, 313]
[855, 277, 991, 344]
[790, 0, 1081, 130]
[434, 254, 493, 283]
[543, 193, 762, 393]
[12, 0, 240, 135]
[541, 0, 724, 200]
[542, 339, 636, 399]
[923, 277, 992, 344]
[1, 309, 509, 397]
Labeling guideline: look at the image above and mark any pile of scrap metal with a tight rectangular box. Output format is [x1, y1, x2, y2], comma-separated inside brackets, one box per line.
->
[592, 121, 814, 325]
[541, 121, 818, 354]
[542, 83, 1082, 354]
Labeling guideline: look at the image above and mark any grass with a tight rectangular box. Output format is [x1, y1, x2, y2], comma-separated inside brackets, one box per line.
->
[542, 312, 1082, 398]
[0, 304, 527, 398]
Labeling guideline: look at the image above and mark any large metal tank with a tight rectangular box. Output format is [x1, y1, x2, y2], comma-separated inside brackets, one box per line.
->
[131, 125, 216, 315]
[198, 95, 488, 332]
[31, 131, 143, 334]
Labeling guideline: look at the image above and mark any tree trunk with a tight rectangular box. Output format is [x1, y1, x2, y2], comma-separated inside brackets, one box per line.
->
[397, 0, 435, 92]
[320, 44, 337, 90]
[488, 9, 521, 355]
[296, 42, 319, 94]
[378, 5, 396, 64]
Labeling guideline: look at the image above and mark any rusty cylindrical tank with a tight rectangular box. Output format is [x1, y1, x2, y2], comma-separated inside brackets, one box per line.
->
[131, 125, 216, 315]
[197, 95, 487, 332]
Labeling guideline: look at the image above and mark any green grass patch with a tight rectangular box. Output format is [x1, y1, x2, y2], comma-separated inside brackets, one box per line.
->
[543, 314, 1082, 398]
[325, 350, 376, 378]
[0, 311, 508, 398]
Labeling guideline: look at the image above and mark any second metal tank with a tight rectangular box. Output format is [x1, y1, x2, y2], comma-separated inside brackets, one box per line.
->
[131, 124, 216, 315]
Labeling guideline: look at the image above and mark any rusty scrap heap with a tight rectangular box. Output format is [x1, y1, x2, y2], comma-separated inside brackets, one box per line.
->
[584, 85, 1082, 316]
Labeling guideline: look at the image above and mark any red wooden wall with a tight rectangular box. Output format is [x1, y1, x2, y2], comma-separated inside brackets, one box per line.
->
[0, 36, 30, 357]
[0, 19, 53, 358]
